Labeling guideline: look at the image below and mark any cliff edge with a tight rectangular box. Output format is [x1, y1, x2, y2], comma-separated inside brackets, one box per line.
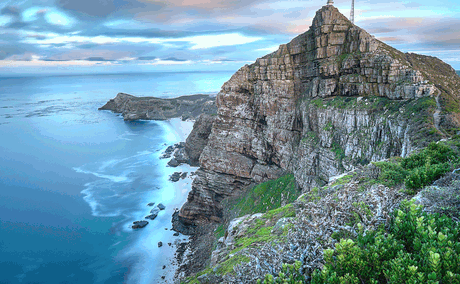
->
[178, 5, 460, 226]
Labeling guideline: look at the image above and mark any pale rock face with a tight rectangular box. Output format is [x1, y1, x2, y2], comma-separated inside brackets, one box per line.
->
[178, 5, 445, 225]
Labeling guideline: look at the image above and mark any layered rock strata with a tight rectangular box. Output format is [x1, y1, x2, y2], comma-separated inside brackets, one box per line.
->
[178, 5, 460, 225]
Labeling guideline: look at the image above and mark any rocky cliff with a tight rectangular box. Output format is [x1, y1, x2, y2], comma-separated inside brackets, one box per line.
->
[178, 5, 460, 226]
[99, 93, 216, 121]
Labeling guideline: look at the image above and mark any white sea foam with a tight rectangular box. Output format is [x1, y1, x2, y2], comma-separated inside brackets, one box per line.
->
[74, 167, 130, 183]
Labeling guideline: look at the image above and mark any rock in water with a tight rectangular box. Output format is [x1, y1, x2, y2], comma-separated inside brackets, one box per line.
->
[147, 202, 155, 206]
[158, 241, 163, 247]
[146, 208, 160, 220]
[145, 214, 157, 220]
[132, 221, 148, 229]
[169, 172, 182, 182]
[157, 203, 166, 210]
[167, 158, 180, 167]
[150, 207, 160, 214]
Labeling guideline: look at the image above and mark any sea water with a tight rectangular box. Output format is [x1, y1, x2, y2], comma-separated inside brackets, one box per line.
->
[0, 71, 233, 284]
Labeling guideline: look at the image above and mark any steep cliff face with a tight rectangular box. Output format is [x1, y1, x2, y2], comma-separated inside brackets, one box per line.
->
[178, 5, 460, 225]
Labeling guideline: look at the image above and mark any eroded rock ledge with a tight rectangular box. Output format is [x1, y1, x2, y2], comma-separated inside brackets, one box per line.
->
[99, 92, 217, 121]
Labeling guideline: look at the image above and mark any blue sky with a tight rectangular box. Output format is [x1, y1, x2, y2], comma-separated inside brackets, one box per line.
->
[0, 0, 459, 75]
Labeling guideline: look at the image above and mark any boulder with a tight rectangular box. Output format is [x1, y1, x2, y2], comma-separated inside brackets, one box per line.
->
[132, 221, 148, 229]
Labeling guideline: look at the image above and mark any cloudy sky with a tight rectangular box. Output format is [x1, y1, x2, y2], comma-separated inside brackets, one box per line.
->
[0, 0, 459, 75]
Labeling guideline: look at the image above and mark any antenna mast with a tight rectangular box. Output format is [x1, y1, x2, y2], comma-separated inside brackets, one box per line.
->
[350, 0, 355, 24]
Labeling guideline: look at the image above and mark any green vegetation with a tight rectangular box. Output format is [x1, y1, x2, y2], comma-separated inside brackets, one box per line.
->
[259, 201, 460, 284]
[312, 201, 460, 284]
[375, 141, 460, 191]
[231, 174, 300, 217]
[323, 121, 333, 131]
[331, 142, 345, 170]
[258, 261, 305, 284]
[185, 255, 251, 283]
[231, 203, 296, 254]
[301, 131, 319, 144]
[215, 224, 226, 239]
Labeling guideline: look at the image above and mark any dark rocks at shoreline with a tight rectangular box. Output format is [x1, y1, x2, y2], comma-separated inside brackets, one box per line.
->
[164, 142, 191, 167]
[98, 93, 217, 121]
[170, 172, 181, 182]
[145, 214, 158, 220]
[147, 202, 155, 206]
[160, 146, 175, 159]
[132, 221, 148, 229]
[171, 211, 196, 235]
[158, 241, 163, 247]
[158, 203, 166, 210]
[167, 158, 180, 167]
[146, 208, 160, 220]
[169, 172, 188, 182]
[173, 232, 180, 237]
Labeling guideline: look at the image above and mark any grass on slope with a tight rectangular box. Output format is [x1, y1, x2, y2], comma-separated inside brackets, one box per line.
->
[231, 174, 300, 218]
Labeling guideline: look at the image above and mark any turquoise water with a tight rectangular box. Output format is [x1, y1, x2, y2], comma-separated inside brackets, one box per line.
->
[0, 71, 233, 284]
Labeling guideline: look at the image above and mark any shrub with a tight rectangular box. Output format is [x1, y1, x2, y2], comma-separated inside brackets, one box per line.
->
[376, 141, 459, 190]
[311, 200, 460, 284]
[257, 261, 305, 284]
[258, 201, 460, 284]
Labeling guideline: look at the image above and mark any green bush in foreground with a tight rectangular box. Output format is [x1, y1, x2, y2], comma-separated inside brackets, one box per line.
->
[375, 142, 459, 190]
[257, 261, 305, 284]
[312, 200, 460, 284]
[259, 201, 460, 284]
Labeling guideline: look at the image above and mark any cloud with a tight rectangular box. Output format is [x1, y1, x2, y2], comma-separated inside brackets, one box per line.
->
[361, 16, 460, 48]
[44, 50, 133, 61]
[1, 6, 20, 17]
[136, 56, 157, 61]
[163, 57, 187, 62]
[56, 0, 157, 19]
[1, 0, 459, 72]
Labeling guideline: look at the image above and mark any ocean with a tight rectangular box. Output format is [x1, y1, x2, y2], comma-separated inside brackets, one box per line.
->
[0, 71, 233, 284]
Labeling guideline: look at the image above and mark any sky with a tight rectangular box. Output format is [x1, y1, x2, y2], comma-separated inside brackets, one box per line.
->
[0, 0, 459, 75]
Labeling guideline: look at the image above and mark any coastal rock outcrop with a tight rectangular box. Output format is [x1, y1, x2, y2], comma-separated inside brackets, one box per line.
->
[185, 114, 216, 166]
[99, 93, 217, 121]
[178, 5, 460, 226]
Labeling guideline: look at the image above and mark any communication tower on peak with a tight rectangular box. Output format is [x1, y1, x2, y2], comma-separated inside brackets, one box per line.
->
[327, 0, 334, 5]
[350, 0, 355, 24]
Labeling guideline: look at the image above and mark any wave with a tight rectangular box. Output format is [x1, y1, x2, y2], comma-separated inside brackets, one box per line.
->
[74, 167, 130, 183]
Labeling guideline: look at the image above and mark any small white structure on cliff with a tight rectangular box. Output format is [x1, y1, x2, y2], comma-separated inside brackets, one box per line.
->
[327, 0, 334, 5]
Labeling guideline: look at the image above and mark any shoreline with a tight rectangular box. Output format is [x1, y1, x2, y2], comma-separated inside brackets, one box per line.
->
[151, 117, 197, 283]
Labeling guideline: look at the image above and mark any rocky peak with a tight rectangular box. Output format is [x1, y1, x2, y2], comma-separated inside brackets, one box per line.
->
[178, 5, 460, 226]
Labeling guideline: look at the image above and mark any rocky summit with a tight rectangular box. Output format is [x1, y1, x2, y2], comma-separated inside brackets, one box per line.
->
[177, 5, 460, 226]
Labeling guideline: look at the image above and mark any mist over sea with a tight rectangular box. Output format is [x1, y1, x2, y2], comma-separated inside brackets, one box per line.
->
[0, 71, 233, 284]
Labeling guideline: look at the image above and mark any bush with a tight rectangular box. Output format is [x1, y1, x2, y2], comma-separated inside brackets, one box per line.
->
[311, 200, 460, 284]
[258, 201, 460, 284]
[376, 142, 459, 190]
[257, 261, 305, 284]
